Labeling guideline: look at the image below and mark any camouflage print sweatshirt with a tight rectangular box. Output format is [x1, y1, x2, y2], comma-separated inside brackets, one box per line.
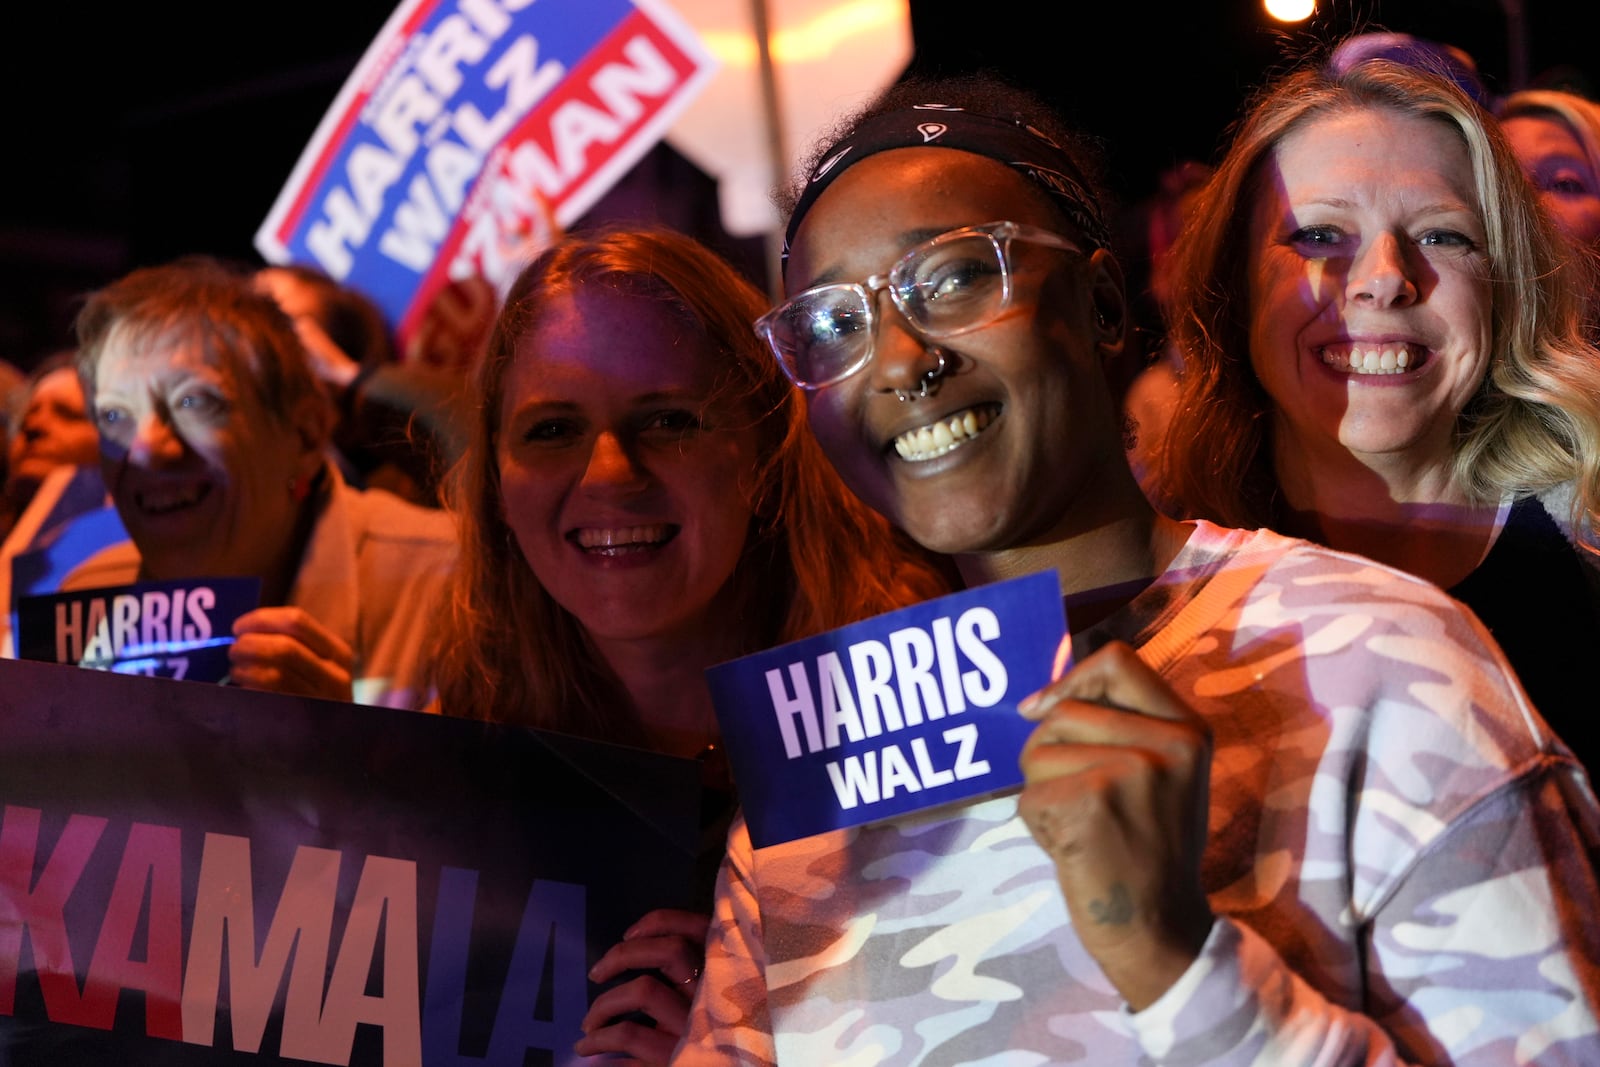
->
[673, 521, 1600, 1066]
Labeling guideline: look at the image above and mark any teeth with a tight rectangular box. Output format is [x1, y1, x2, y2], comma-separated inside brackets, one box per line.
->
[1321, 344, 1415, 376]
[575, 524, 672, 551]
[893, 405, 996, 462]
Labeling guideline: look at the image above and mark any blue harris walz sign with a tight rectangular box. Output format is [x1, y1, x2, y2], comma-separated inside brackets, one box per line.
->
[15, 576, 262, 684]
[707, 572, 1067, 849]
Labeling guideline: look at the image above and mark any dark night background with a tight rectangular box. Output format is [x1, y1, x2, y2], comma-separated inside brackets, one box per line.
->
[3, 0, 1596, 370]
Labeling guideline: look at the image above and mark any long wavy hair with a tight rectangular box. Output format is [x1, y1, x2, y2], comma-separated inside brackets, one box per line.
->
[431, 225, 950, 739]
[1160, 57, 1600, 542]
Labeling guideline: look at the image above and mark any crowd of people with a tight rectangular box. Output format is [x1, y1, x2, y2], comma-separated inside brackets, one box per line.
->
[3, 27, 1600, 1066]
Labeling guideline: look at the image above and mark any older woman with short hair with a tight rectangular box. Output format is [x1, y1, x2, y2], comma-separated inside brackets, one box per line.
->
[69, 254, 457, 709]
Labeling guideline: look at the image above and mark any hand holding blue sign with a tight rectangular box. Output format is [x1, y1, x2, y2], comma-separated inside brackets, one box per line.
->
[230, 604, 357, 702]
[1016, 639, 1217, 1013]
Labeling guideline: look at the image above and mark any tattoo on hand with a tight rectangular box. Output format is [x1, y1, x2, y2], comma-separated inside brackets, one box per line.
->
[1088, 884, 1133, 926]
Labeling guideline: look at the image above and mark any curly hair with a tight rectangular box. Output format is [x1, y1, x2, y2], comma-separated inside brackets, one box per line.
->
[1159, 57, 1600, 543]
[776, 71, 1114, 238]
[430, 224, 951, 740]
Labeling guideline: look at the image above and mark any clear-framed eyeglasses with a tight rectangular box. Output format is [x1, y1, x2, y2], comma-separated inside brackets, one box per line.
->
[755, 220, 1084, 390]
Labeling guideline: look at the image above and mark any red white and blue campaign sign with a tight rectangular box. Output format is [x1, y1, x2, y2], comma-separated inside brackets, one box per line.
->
[706, 572, 1069, 849]
[254, 0, 718, 359]
[0, 658, 699, 1064]
[15, 577, 261, 684]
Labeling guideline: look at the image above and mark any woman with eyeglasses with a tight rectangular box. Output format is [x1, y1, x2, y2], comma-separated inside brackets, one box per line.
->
[428, 224, 951, 1064]
[671, 71, 1600, 1065]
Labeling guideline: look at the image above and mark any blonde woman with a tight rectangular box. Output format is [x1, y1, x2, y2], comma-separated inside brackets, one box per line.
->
[1159, 58, 1600, 770]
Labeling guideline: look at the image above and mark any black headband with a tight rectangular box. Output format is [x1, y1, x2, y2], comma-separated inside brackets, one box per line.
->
[782, 104, 1111, 276]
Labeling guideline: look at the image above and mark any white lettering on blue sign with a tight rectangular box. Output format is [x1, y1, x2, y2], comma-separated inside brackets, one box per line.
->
[302, 3, 684, 283]
[56, 586, 218, 665]
[823, 723, 992, 809]
[305, 0, 564, 279]
[766, 607, 1009, 759]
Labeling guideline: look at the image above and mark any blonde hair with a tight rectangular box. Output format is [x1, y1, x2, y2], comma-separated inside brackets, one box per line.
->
[432, 225, 950, 739]
[1497, 87, 1600, 326]
[1160, 58, 1600, 544]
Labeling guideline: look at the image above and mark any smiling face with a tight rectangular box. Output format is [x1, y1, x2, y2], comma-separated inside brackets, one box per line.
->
[7, 366, 100, 494]
[91, 330, 317, 585]
[1501, 111, 1600, 248]
[784, 148, 1127, 557]
[496, 286, 761, 648]
[1244, 107, 1494, 485]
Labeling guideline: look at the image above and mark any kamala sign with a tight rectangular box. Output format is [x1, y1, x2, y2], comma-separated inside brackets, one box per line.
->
[0, 658, 699, 1064]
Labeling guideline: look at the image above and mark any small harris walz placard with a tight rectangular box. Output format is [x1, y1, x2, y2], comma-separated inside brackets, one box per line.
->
[15, 577, 262, 684]
[707, 571, 1068, 849]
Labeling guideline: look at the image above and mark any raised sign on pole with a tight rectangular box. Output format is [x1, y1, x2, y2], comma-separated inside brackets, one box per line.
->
[255, 0, 719, 362]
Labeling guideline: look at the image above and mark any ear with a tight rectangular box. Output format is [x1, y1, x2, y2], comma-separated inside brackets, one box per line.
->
[288, 391, 336, 481]
[1087, 248, 1129, 359]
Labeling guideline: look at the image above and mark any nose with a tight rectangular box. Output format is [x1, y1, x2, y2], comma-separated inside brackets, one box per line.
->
[581, 431, 647, 492]
[126, 411, 186, 467]
[866, 289, 942, 398]
[19, 403, 48, 437]
[1347, 232, 1419, 308]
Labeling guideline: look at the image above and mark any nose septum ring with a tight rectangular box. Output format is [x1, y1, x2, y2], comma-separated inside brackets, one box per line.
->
[894, 348, 950, 402]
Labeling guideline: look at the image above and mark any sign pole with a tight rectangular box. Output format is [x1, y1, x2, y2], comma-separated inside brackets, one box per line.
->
[752, 0, 788, 300]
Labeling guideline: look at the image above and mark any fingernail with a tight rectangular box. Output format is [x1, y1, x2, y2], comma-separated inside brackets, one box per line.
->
[1017, 691, 1055, 721]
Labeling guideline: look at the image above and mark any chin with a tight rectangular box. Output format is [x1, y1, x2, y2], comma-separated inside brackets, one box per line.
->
[136, 557, 189, 582]
[1335, 420, 1435, 456]
[139, 545, 223, 582]
[896, 511, 995, 558]
[11, 459, 51, 483]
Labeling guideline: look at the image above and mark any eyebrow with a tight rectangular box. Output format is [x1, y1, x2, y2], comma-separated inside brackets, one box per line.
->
[1290, 193, 1480, 218]
[804, 225, 973, 289]
[94, 366, 227, 399]
[1534, 154, 1591, 169]
[507, 387, 705, 414]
